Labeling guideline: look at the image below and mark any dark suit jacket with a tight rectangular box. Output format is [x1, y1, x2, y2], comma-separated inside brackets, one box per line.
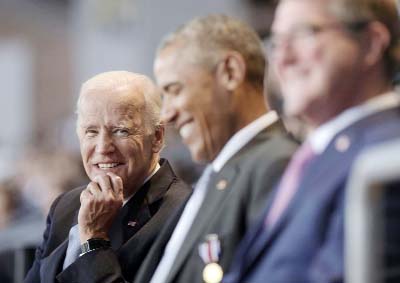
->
[134, 120, 298, 283]
[24, 159, 191, 283]
[224, 106, 400, 283]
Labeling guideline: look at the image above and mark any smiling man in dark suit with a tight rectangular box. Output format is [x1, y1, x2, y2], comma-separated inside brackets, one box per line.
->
[223, 0, 400, 282]
[24, 71, 191, 283]
[133, 14, 297, 283]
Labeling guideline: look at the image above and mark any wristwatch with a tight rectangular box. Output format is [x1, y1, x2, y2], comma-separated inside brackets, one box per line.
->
[80, 238, 111, 256]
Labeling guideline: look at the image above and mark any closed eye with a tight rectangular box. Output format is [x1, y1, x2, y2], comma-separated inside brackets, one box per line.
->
[85, 128, 98, 137]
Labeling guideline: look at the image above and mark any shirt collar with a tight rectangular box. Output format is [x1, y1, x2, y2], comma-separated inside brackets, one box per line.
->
[212, 111, 279, 172]
[308, 91, 400, 154]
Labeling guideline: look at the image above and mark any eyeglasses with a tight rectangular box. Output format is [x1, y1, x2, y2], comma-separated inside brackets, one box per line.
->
[264, 21, 369, 57]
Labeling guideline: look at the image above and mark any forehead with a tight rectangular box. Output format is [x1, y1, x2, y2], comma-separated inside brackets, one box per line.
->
[78, 87, 145, 124]
[154, 44, 210, 86]
[273, 0, 338, 31]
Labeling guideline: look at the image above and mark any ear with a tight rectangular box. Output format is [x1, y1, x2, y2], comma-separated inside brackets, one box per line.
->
[215, 51, 246, 91]
[363, 21, 390, 67]
[151, 124, 165, 153]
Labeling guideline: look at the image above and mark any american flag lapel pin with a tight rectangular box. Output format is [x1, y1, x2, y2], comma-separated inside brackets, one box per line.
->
[127, 220, 138, 227]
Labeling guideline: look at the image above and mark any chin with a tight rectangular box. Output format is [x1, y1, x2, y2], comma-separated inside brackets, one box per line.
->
[284, 103, 301, 118]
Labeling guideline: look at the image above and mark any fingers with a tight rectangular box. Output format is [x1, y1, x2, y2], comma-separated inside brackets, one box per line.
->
[78, 175, 124, 242]
[87, 182, 101, 194]
[93, 175, 113, 193]
[107, 172, 123, 197]
[78, 198, 120, 243]
[91, 174, 123, 195]
[80, 182, 100, 203]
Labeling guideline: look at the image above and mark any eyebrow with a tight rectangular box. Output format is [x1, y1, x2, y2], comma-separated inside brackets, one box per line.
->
[79, 123, 97, 129]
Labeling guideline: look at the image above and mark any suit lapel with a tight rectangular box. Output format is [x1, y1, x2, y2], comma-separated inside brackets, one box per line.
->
[234, 107, 400, 279]
[115, 159, 175, 250]
[165, 166, 239, 283]
[109, 185, 150, 249]
[242, 129, 361, 274]
[165, 120, 287, 282]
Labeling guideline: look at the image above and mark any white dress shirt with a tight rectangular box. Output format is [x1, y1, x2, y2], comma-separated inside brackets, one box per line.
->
[149, 111, 279, 283]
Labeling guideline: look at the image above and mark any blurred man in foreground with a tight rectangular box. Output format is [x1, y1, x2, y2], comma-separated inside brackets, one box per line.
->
[134, 14, 297, 283]
[224, 0, 400, 282]
[24, 71, 191, 283]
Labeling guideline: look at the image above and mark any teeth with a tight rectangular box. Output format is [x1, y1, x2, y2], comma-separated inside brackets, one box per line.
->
[98, 163, 119, 169]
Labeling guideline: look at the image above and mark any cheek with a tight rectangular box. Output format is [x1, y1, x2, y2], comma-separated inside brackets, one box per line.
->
[184, 113, 211, 162]
[195, 110, 229, 162]
[124, 138, 147, 164]
[280, 50, 327, 116]
[311, 49, 356, 95]
[83, 137, 99, 156]
[300, 48, 332, 92]
[79, 140, 91, 161]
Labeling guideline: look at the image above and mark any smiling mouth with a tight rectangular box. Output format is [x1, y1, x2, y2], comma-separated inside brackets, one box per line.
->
[97, 163, 121, 169]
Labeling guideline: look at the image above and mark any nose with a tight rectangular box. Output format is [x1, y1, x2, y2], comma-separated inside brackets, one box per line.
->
[160, 96, 178, 126]
[96, 132, 115, 154]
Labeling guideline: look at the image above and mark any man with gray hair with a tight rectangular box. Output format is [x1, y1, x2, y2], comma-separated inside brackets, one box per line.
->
[224, 0, 400, 282]
[24, 71, 191, 283]
[134, 14, 297, 283]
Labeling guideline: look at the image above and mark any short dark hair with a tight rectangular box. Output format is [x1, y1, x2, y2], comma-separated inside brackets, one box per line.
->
[158, 14, 266, 89]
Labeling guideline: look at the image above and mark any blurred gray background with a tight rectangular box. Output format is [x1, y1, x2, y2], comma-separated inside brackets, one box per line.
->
[0, 0, 275, 182]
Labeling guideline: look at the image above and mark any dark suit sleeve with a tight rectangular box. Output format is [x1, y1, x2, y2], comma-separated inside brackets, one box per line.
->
[24, 194, 63, 283]
[58, 178, 191, 283]
[57, 249, 126, 283]
[59, 200, 186, 283]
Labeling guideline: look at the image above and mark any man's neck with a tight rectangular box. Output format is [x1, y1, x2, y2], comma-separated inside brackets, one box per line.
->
[306, 78, 393, 129]
[234, 89, 268, 133]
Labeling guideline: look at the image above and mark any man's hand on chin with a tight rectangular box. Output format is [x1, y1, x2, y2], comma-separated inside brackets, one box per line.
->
[78, 172, 124, 243]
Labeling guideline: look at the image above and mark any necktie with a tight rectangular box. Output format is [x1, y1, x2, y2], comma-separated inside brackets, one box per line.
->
[265, 142, 315, 228]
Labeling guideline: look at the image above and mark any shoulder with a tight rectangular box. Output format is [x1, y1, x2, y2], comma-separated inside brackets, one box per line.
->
[158, 163, 192, 204]
[167, 177, 192, 197]
[330, 107, 400, 155]
[146, 159, 192, 205]
[349, 106, 400, 138]
[232, 130, 298, 170]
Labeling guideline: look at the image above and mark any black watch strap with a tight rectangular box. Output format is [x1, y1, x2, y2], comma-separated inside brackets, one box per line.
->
[80, 238, 111, 256]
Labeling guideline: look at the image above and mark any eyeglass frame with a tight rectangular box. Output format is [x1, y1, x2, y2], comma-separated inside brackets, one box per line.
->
[263, 20, 370, 57]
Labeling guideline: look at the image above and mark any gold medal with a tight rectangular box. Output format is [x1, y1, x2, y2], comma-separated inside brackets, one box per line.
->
[202, 262, 223, 283]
